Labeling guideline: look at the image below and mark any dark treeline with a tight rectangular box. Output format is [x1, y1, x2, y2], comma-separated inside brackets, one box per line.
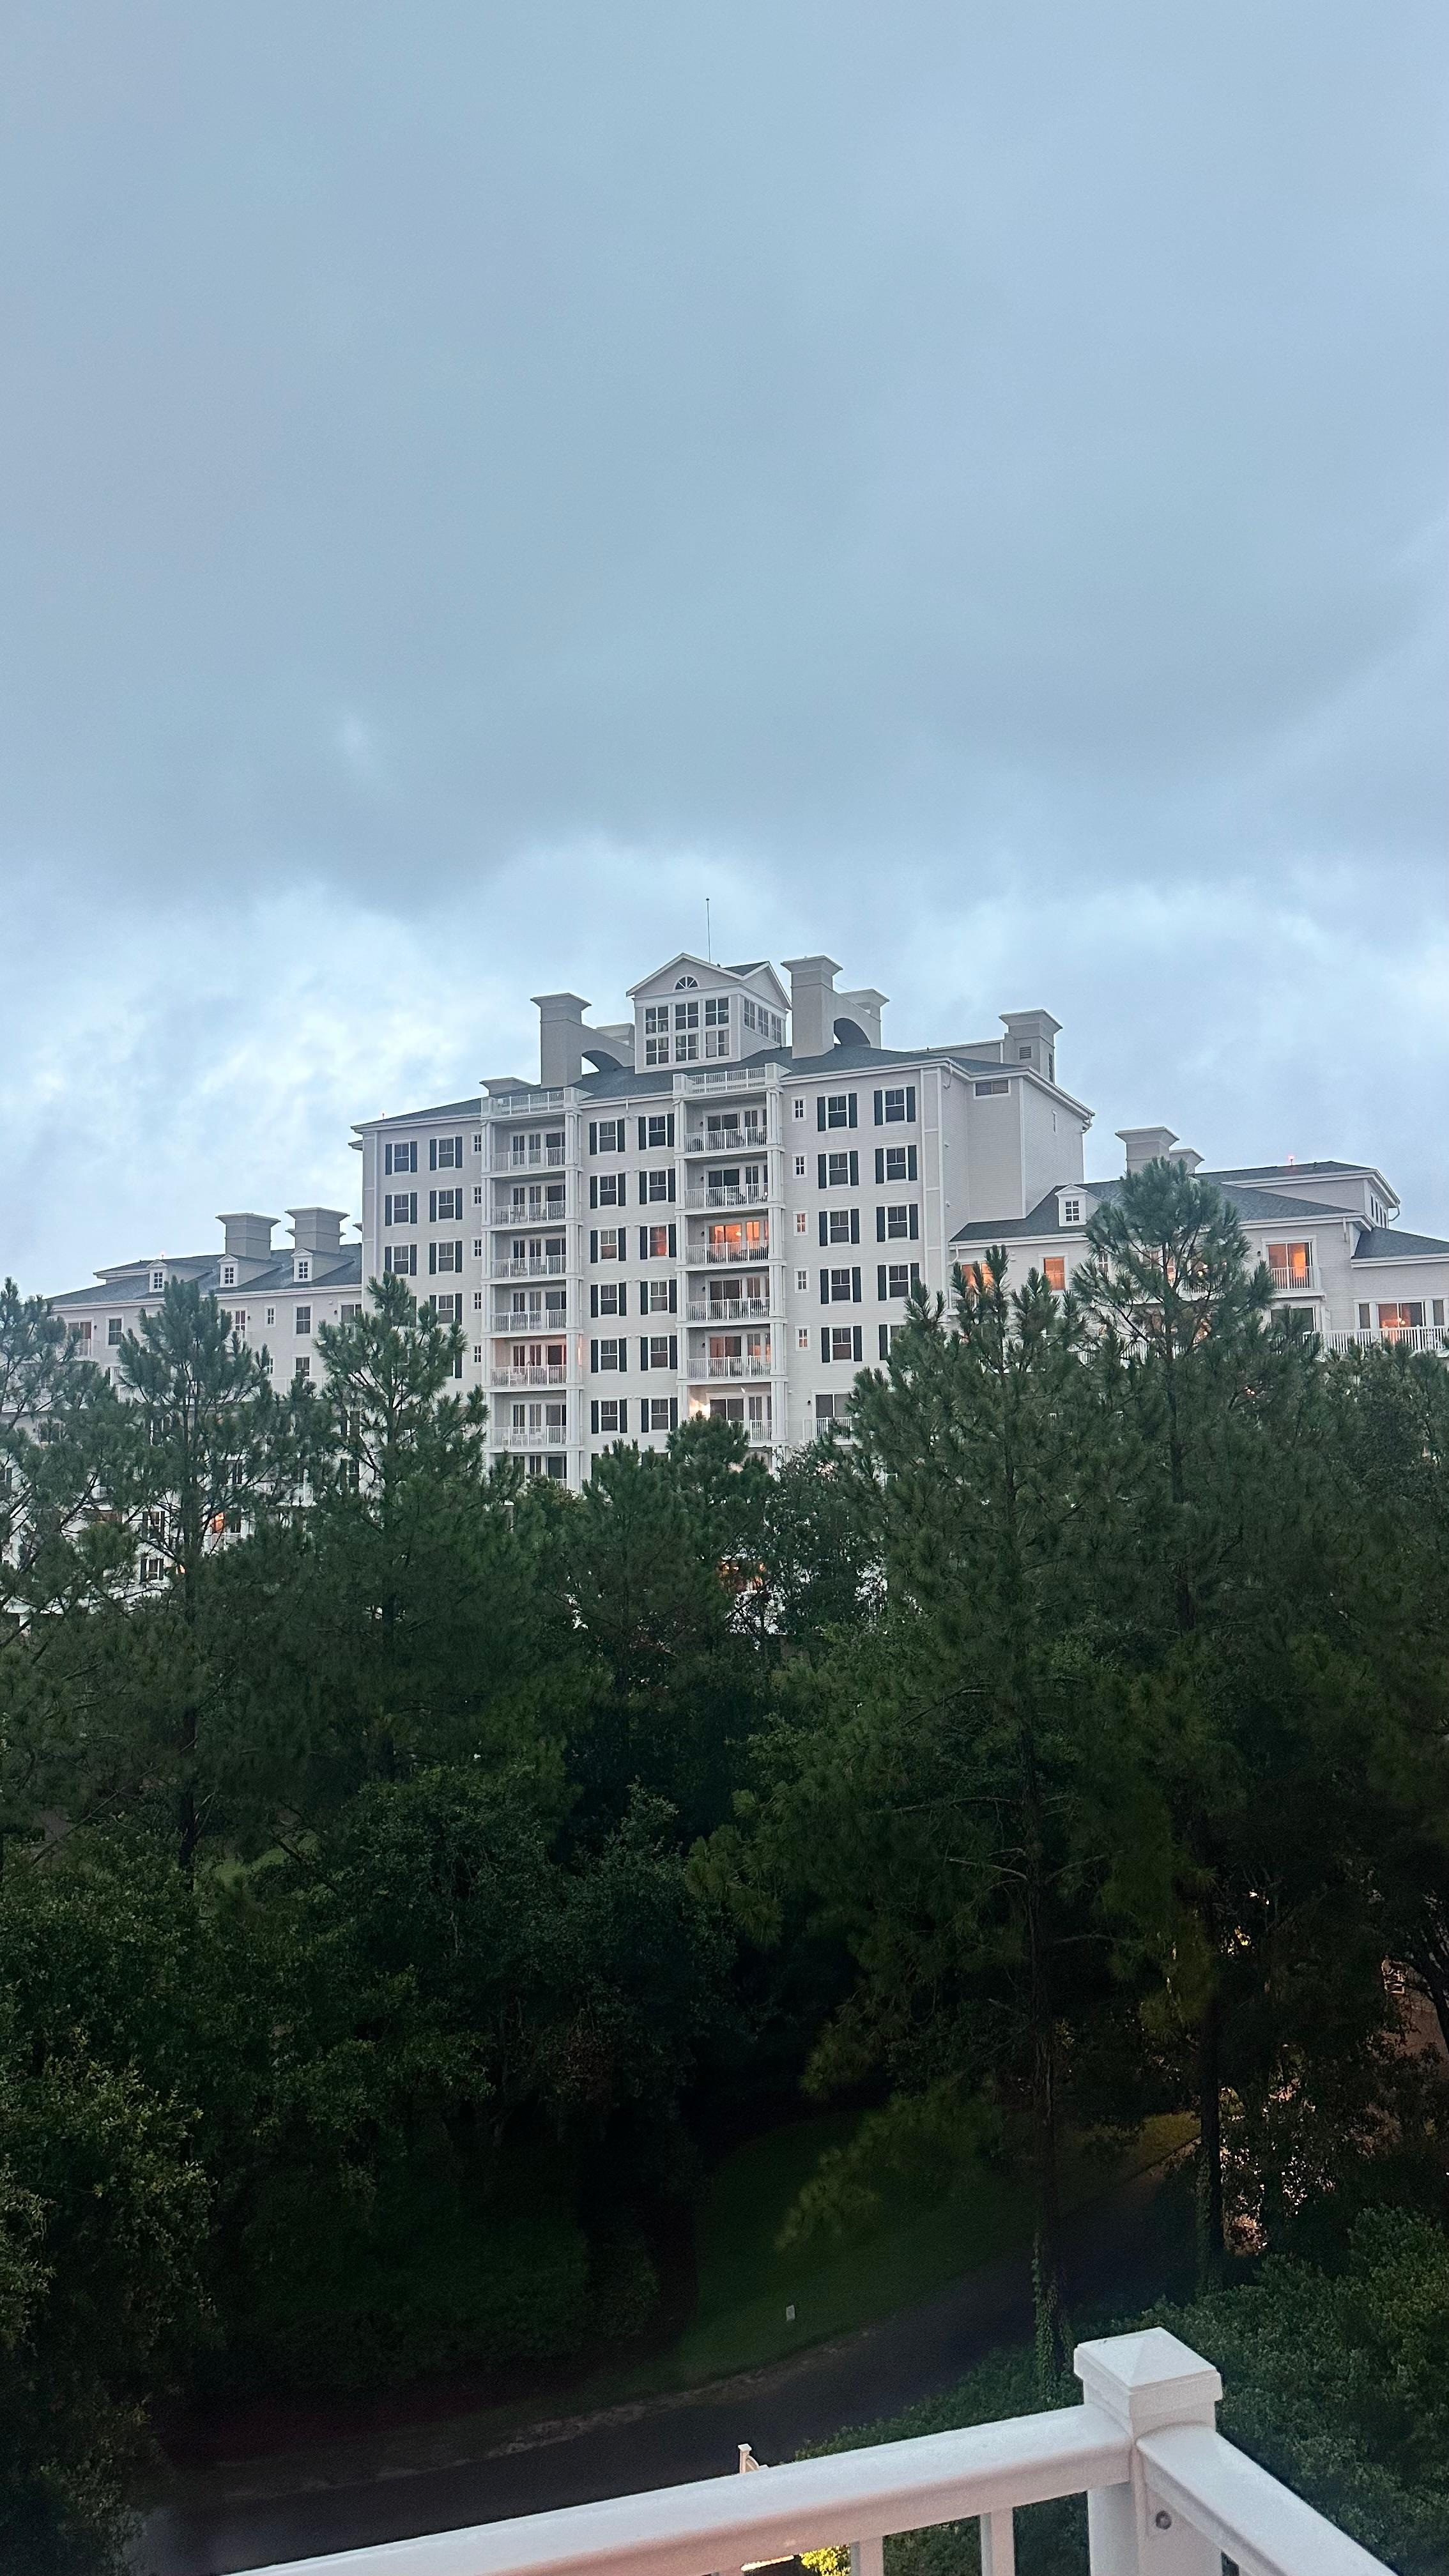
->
[2, 1163, 1448, 2570]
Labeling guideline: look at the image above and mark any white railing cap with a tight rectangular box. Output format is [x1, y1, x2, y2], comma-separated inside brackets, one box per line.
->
[1073, 2328, 1222, 2435]
[1138, 2421, 1392, 2575]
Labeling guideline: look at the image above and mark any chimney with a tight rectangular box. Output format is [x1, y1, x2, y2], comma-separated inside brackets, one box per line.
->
[288, 1207, 346, 1255]
[781, 954, 841, 1060]
[1176, 1148, 1204, 1175]
[533, 992, 590, 1089]
[834, 986, 888, 1050]
[217, 1212, 276, 1261]
[1000, 1009, 1062, 1081]
[1117, 1126, 1179, 1176]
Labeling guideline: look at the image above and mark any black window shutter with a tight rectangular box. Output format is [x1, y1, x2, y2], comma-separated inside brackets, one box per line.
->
[878, 1323, 888, 1357]
[850, 1209, 860, 1245]
[384, 1144, 392, 1176]
[875, 1148, 884, 1183]
[820, 1269, 829, 1305]
[638, 1117, 647, 1149]
[669, 1398, 678, 1430]
[426, 1190, 434, 1220]
[589, 1176, 598, 1208]
[848, 1094, 857, 1128]
[818, 1212, 827, 1247]
[668, 1335, 677, 1369]
[590, 1229, 599, 1261]
[816, 1098, 825, 1130]
[666, 1114, 675, 1146]
[589, 1285, 598, 1317]
[877, 1265, 887, 1298]
[817, 1154, 827, 1188]
[906, 1087, 916, 1121]
[909, 1205, 919, 1239]
[668, 1223, 677, 1256]
[640, 1338, 649, 1370]
[638, 1228, 647, 1259]
[429, 1137, 438, 1170]
[640, 1283, 649, 1315]
[849, 1151, 859, 1186]
[910, 1262, 920, 1288]
[618, 1399, 629, 1432]
[454, 1135, 463, 1163]
[873, 1089, 883, 1124]
[591, 1400, 599, 1434]
[667, 1169, 676, 1201]
[852, 1267, 861, 1303]
[590, 1339, 599, 1370]
[908, 1144, 917, 1180]
[820, 1327, 830, 1361]
[877, 1207, 885, 1241]
[852, 1326, 862, 1361]
[668, 1280, 677, 1313]
[428, 1243, 437, 1274]
[635, 1172, 645, 1204]
[588, 1123, 597, 1154]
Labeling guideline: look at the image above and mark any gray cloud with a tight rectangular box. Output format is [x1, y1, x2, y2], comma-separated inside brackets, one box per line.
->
[1, 0, 1445, 1287]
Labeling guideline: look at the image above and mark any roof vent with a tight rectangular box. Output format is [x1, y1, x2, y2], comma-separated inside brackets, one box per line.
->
[217, 1213, 276, 1261]
[1117, 1126, 1179, 1176]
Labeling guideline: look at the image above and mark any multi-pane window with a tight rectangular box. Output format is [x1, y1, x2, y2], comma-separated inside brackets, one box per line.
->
[642, 1224, 677, 1259]
[675, 999, 699, 1031]
[591, 1338, 625, 1370]
[385, 1140, 418, 1175]
[590, 1119, 627, 1153]
[151, 1269, 165, 1292]
[295, 1355, 311, 1381]
[592, 1283, 624, 1316]
[295, 1306, 312, 1335]
[640, 1114, 675, 1149]
[641, 1335, 678, 1370]
[340, 1303, 361, 1324]
[822, 1267, 861, 1303]
[820, 1151, 859, 1188]
[974, 1078, 1008, 1098]
[641, 1169, 675, 1202]
[430, 1189, 463, 1222]
[429, 1241, 463, 1274]
[876, 1145, 917, 1183]
[1061, 1196, 1082, 1224]
[647, 1280, 674, 1313]
[592, 1229, 625, 1261]
[878, 1263, 920, 1299]
[1043, 1258, 1066, 1291]
[826, 1209, 856, 1244]
[822, 1094, 855, 1129]
[648, 1397, 676, 1432]
[431, 1135, 463, 1170]
[592, 1399, 627, 1434]
[1267, 1242, 1312, 1285]
[592, 1173, 625, 1206]
[385, 1192, 417, 1225]
[221, 1263, 236, 1287]
[1377, 1303, 1425, 1332]
[877, 1321, 909, 1358]
[822, 1324, 863, 1362]
[874, 1086, 916, 1124]
[295, 1259, 310, 1282]
[877, 1204, 919, 1242]
[107, 1317, 123, 1346]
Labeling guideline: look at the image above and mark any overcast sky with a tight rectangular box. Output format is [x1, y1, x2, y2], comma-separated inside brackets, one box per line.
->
[2, 2, 1445, 1291]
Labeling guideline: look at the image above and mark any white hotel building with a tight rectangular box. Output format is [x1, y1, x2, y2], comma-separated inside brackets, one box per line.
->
[47, 946, 1449, 1487]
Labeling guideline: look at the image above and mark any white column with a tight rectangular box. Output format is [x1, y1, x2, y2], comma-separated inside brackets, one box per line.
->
[1075, 2329, 1222, 2576]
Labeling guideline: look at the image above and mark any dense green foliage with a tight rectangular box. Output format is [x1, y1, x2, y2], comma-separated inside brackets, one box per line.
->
[1, 1169, 1448, 2564]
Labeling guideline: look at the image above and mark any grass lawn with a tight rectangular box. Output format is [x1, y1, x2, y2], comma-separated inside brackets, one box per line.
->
[656, 2109, 1195, 2388]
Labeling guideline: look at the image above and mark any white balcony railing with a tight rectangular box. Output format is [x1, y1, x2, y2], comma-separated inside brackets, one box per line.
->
[494, 1423, 567, 1448]
[682, 1123, 769, 1154]
[494, 1255, 568, 1278]
[687, 1298, 772, 1322]
[698, 1239, 770, 1264]
[487, 1088, 569, 1116]
[684, 1182, 770, 1210]
[1326, 1324, 1449, 1354]
[677, 1063, 772, 1096]
[497, 1145, 567, 1172]
[491, 1365, 568, 1388]
[697, 1356, 773, 1379]
[231, 2327, 1390, 2576]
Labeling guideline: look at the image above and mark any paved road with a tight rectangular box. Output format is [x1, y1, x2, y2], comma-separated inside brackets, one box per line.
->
[136, 2169, 1186, 2576]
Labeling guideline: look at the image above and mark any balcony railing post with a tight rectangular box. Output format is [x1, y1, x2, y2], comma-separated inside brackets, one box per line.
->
[1075, 2330, 1222, 2575]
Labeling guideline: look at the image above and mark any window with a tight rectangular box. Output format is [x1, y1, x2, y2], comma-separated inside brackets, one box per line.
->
[643, 1002, 670, 1064]
[874, 1085, 916, 1124]
[793, 1154, 806, 1177]
[675, 1030, 698, 1059]
[472, 1238, 483, 1259]
[431, 1134, 463, 1170]
[67, 1319, 92, 1349]
[265, 1305, 277, 1324]
[974, 1078, 1008, 1098]
[1061, 1196, 1082, 1224]
[139, 1552, 164, 1586]
[593, 1282, 624, 1316]
[675, 974, 698, 990]
[648, 1397, 677, 1432]
[221, 1262, 236, 1287]
[822, 1324, 864, 1362]
[878, 1320, 909, 1358]
[592, 1398, 626, 1434]
[1377, 1302, 1426, 1333]
[704, 995, 728, 1023]
[640, 1114, 675, 1149]
[429, 1241, 463, 1274]
[473, 1185, 483, 1206]
[592, 1228, 625, 1261]
[384, 1245, 418, 1276]
[647, 1279, 675, 1313]
[815, 1393, 841, 1422]
[151, 1269, 165, 1292]
[795, 1267, 808, 1291]
[795, 1212, 808, 1234]
[822, 1266, 861, 1303]
[825, 1208, 857, 1244]
[878, 1262, 920, 1299]
[590, 1118, 626, 1153]
[473, 1132, 483, 1154]
[107, 1317, 123, 1346]
[432, 1292, 459, 1320]
[340, 1303, 361, 1324]
[798, 1327, 809, 1350]
[792, 1094, 804, 1118]
[641, 1223, 677, 1259]
[819, 1151, 859, 1188]
[1267, 1242, 1312, 1285]
[876, 1144, 917, 1183]
[1435, 1300, 1446, 1328]
[674, 999, 699, 1032]
[295, 1355, 311, 1380]
[429, 1188, 464, 1222]
[591, 1338, 624, 1371]
[229, 1310, 247, 1336]
[385, 1140, 417, 1175]
[473, 1290, 483, 1310]
[592, 1172, 624, 1206]
[385, 1192, 417, 1225]
[1043, 1257, 1066, 1292]
[641, 1334, 678, 1370]
[820, 1092, 856, 1130]
[289, 1305, 310, 1337]
[641, 1168, 675, 1203]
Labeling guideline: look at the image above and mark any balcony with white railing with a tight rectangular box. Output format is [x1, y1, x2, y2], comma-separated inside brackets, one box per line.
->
[496, 1144, 567, 1172]
[696, 1355, 773, 1380]
[232, 2326, 1390, 2576]
[696, 1238, 770, 1266]
[494, 1254, 569, 1278]
[494, 1422, 567, 1449]
[487, 1088, 569, 1116]
[1326, 1324, 1449, 1355]
[684, 1181, 770, 1210]
[677, 1063, 773, 1097]
[687, 1298, 772, 1323]
[682, 1121, 770, 1154]
[491, 1365, 568, 1388]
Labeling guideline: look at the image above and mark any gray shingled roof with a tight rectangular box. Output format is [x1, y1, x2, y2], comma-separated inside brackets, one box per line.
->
[953, 1175, 1350, 1244]
[49, 1243, 363, 1307]
[1352, 1227, 1449, 1261]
